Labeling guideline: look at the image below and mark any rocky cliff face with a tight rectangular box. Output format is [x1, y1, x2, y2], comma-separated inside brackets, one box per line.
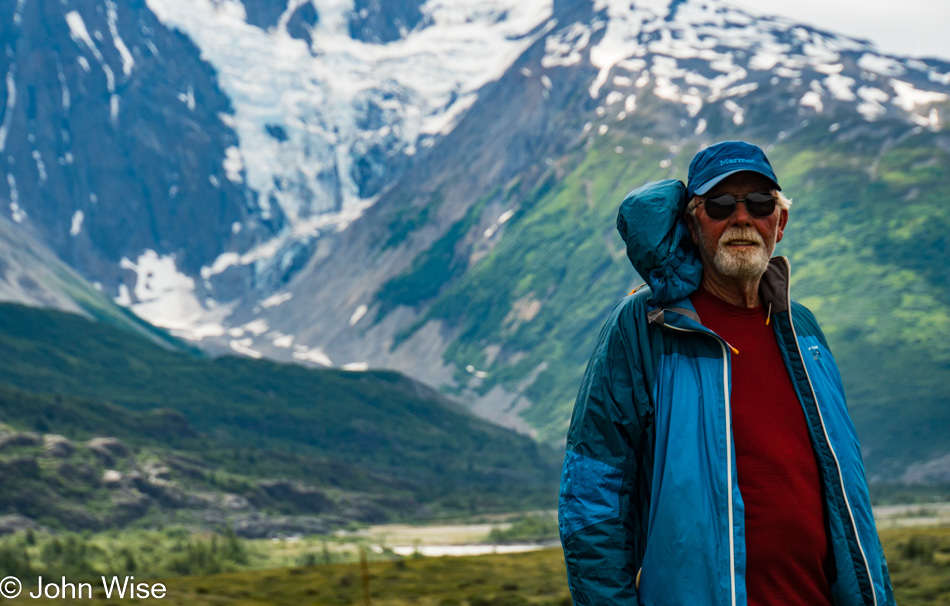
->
[0, 0, 279, 300]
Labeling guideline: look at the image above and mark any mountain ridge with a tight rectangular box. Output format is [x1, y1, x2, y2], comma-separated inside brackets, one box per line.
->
[0, 301, 559, 532]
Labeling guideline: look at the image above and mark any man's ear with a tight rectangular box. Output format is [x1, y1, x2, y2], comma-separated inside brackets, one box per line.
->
[776, 208, 789, 243]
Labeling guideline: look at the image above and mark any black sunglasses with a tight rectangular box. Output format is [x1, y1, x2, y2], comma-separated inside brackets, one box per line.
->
[696, 192, 777, 220]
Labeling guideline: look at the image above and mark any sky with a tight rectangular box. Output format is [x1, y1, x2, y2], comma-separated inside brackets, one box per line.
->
[726, 0, 950, 60]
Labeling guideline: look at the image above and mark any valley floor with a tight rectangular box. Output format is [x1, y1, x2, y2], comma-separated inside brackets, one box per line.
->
[4, 507, 949, 605]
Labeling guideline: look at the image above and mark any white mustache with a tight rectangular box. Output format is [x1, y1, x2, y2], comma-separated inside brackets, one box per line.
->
[719, 227, 764, 246]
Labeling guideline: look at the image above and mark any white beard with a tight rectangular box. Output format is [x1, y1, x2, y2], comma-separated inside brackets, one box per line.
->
[701, 226, 773, 280]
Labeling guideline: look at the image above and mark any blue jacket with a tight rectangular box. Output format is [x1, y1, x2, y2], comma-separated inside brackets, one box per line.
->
[559, 180, 895, 605]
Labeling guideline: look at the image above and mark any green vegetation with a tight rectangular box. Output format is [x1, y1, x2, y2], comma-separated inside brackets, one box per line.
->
[883, 526, 950, 604]
[6, 526, 949, 605]
[377, 190, 494, 322]
[383, 196, 434, 251]
[0, 528, 251, 581]
[374, 104, 950, 482]
[488, 514, 558, 544]
[0, 303, 559, 528]
[870, 484, 950, 506]
[0, 527, 390, 584]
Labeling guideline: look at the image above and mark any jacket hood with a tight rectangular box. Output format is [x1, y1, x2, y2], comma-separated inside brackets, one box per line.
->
[616, 179, 702, 306]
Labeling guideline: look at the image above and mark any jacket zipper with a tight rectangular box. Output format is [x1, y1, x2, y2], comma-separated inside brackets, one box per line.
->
[782, 260, 878, 606]
[660, 322, 737, 606]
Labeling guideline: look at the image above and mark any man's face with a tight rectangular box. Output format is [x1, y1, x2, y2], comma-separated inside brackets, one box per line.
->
[686, 172, 788, 283]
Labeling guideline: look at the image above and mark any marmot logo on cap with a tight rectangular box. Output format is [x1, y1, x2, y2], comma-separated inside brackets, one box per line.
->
[719, 158, 756, 165]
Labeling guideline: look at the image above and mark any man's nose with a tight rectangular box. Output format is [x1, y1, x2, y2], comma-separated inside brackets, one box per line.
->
[730, 201, 754, 224]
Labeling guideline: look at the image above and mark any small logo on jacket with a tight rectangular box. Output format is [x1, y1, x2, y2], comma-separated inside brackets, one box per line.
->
[808, 345, 822, 361]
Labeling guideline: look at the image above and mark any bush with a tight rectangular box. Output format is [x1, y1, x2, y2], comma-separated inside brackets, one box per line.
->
[902, 535, 938, 562]
[489, 515, 558, 543]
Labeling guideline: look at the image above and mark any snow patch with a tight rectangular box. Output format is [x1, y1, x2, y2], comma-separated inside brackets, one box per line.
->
[586, 0, 654, 98]
[57, 64, 71, 110]
[605, 91, 624, 105]
[625, 94, 637, 113]
[9, 202, 25, 223]
[178, 86, 196, 110]
[201, 252, 241, 279]
[230, 338, 263, 359]
[723, 99, 744, 125]
[800, 91, 823, 112]
[465, 364, 489, 379]
[420, 93, 479, 136]
[890, 79, 948, 111]
[349, 304, 368, 326]
[115, 284, 132, 307]
[773, 67, 801, 79]
[542, 22, 590, 68]
[0, 63, 16, 153]
[64, 11, 99, 56]
[292, 346, 333, 366]
[118, 250, 213, 336]
[271, 333, 294, 348]
[824, 73, 856, 102]
[70, 210, 84, 236]
[106, 0, 135, 76]
[241, 318, 269, 336]
[929, 67, 950, 87]
[915, 108, 940, 130]
[856, 86, 889, 121]
[223, 146, 244, 183]
[814, 63, 843, 75]
[857, 54, 905, 78]
[261, 292, 293, 308]
[65, 10, 120, 118]
[32, 150, 47, 181]
[342, 362, 369, 371]
[484, 208, 516, 239]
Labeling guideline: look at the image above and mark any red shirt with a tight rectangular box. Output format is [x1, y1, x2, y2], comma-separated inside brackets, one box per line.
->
[691, 286, 833, 606]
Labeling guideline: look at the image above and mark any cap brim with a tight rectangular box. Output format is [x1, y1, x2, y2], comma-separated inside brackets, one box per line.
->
[693, 168, 781, 196]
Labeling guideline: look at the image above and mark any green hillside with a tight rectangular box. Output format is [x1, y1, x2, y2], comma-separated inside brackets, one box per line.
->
[0, 303, 559, 529]
[382, 101, 950, 481]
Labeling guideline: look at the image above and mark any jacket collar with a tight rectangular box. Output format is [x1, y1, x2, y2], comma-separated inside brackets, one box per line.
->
[649, 256, 792, 329]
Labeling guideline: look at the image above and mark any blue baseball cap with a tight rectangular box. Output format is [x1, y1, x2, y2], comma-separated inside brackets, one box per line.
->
[686, 141, 780, 199]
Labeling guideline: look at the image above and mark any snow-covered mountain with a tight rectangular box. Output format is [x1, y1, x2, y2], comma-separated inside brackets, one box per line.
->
[135, 0, 949, 362]
[0, 0, 566, 334]
[2, 0, 950, 464]
[3, 0, 946, 330]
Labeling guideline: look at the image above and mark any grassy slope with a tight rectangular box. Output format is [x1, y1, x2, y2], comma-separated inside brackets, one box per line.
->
[0, 303, 559, 514]
[385, 110, 950, 479]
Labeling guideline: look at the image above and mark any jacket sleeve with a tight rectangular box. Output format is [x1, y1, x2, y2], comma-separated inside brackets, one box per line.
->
[559, 294, 653, 605]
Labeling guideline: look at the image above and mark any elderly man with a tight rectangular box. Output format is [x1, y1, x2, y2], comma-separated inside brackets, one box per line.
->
[558, 141, 895, 605]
